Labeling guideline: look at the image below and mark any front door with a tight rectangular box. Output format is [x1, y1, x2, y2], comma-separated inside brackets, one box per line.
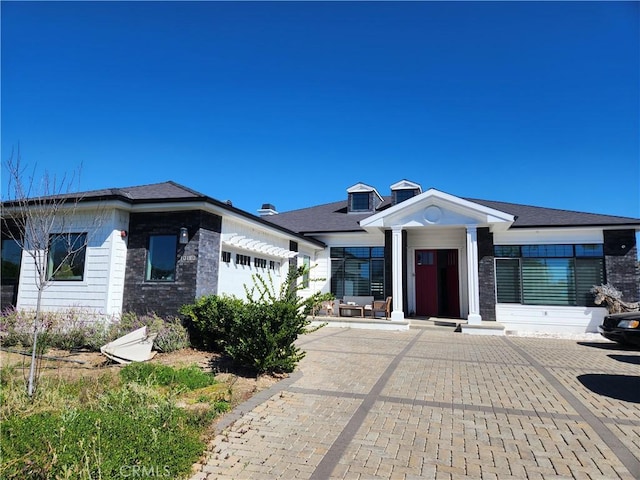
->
[415, 249, 460, 318]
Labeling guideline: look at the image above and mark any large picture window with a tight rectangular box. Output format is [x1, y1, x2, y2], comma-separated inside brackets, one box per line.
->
[331, 247, 385, 299]
[146, 235, 177, 281]
[494, 244, 604, 307]
[48, 233, 87, 281]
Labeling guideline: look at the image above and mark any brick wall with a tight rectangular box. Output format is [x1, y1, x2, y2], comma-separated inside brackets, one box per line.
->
[123, 210, 221, 317]
[604, 229, 639, 302]
[477, 227, 496, 321]
[195, 213, 222, 298]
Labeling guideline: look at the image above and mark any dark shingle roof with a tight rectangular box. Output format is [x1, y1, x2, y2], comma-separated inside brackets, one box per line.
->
[264, 200, 368, 233]
[3, 181, 325, 247]
[70, 181, 205, 202]
[466, 198, 640, 228]
[264, 196, 640, 234]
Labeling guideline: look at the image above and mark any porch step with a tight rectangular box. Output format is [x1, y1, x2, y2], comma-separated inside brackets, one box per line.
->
[460, 322, 506, 336]
[308, 316, 410, 331]
[409, 317, 466, 331]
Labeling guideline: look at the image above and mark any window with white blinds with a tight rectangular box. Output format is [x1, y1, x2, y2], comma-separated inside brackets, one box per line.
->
[494, 244, 604, 307]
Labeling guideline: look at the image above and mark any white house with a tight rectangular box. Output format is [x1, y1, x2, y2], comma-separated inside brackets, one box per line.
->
[2, 180, 639, 335]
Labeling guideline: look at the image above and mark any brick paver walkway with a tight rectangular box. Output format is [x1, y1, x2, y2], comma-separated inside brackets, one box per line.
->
[192, 327, 640, 479]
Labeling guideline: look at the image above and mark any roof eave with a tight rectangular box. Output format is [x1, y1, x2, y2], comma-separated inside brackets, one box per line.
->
[511, 223, 640, 230]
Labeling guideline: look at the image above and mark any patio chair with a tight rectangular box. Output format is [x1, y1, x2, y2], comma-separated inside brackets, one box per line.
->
[312, 300, 334, 317]
[372, 296, 392, 319]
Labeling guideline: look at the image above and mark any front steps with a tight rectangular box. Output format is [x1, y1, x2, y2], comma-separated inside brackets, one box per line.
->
[309, 315, 506, 335]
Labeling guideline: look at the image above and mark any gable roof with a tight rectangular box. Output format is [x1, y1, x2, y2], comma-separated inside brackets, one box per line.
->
[360, 188, 515, 230]
[264, 195, 640, 234]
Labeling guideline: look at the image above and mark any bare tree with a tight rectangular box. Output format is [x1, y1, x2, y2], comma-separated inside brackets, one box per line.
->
[1, 148, 102, 396]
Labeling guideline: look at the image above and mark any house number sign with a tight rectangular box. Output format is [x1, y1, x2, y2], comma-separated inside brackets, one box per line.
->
[180, 255, 197, 262]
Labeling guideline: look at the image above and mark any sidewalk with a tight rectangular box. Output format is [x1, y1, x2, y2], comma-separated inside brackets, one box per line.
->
[192, 327, 640, 479]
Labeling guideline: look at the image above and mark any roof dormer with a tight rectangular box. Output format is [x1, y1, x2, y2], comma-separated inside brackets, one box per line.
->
[346, 183, 383, 213]
[390, 180, 422, 206]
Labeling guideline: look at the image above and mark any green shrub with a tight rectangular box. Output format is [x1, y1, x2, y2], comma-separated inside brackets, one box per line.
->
[0, 308, 190, 354]
[115, 312, 190, 353]
[180, 266, 322, 374]
[0, 307, 115, 352]
[180, 295, 244, 351]
[153, 317, 191, 353]
[224, 299, 308, 374]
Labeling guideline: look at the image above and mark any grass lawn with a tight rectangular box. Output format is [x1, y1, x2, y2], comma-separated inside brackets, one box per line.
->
[0, 348, 278, 479]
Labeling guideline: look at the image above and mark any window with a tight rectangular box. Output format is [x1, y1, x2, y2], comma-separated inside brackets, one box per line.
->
[146, 235, 177, 281]
[1, 238, 22, 284]
[255, 257, 267, 268]
[331, 247, 385, 299]
[236, 254, 251, 266]
[301, 255, 310, 288]
[393, 189, 416, 204]
[350, 192, 370, 212]
[494, 244, 604, 307]
[222, 251, 231, 263]
[48, 233, 87, 281]
[495, 258, 521, 303]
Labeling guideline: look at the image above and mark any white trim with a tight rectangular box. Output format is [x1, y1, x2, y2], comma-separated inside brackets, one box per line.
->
[221, 232, 298, 258]
[360, 188, 515, 230]
[390, 179, 422, 192]
[390, 226, 405, 321]
[346, 182, 384, 204]
[466, 226, 482, 324]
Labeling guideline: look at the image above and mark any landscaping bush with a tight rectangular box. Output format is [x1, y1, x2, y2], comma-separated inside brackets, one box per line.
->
[153, 316, 191, 353]
[181, 266, 325, 374]
[0, 308, 190, 354]
[116, 312, 191, 353]
[180, 294, 244, 351]
[225, 299, 308, 373]
[0, 307, 114, 351]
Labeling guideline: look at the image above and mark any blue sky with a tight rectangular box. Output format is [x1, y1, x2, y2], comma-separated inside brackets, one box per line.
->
[2, 1, 639, 220]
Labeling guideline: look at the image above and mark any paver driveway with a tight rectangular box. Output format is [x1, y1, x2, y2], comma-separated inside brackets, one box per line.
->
[192, 327, 640, 479]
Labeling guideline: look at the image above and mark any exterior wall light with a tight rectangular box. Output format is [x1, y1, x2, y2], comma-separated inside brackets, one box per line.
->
[179, 227, 189, 245]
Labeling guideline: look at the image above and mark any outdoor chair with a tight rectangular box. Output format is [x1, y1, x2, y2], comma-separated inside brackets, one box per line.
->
[372, 296, 392, 319]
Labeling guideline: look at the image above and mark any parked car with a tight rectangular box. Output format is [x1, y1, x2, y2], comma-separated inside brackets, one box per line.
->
[599, 311, 640, 347]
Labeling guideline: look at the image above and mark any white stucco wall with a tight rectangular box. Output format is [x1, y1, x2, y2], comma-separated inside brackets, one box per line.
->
[493, 228, 604, 245]
[218, 218, 300, 299]
[496, 304, 608, 334]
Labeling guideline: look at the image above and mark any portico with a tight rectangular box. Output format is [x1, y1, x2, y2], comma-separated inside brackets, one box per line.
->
[360, 189, 514, 323]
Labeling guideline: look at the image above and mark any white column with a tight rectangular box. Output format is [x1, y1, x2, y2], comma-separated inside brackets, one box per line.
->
[391, 225, 405, 321]
[466, 225, 482, 325]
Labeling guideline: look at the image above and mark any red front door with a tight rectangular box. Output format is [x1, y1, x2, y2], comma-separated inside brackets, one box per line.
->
[415, 249, 460, 318]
